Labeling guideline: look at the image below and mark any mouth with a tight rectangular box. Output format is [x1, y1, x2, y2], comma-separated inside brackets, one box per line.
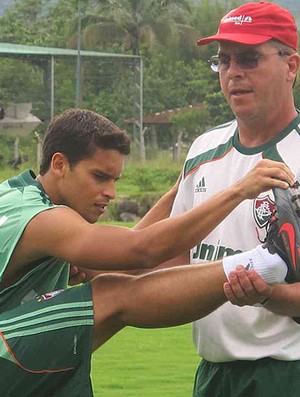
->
[230, 88, 253, 97]
[94, 203, 107, 214]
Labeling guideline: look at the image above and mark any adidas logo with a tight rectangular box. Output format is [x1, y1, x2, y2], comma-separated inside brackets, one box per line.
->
[195, 177, 207, 193]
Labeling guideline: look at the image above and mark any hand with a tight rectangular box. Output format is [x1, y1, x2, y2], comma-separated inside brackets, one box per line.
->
[223, 265, 273, 307]
[69, 265, 87, 286]
[236, 159, 295, 200]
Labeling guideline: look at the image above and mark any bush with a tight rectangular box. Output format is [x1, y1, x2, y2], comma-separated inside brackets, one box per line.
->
[121, 166, 180, 194]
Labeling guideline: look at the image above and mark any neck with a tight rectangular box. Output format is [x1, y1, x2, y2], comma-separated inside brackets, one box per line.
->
[236, 108, 298, 147]
[36, 173, 60, 205]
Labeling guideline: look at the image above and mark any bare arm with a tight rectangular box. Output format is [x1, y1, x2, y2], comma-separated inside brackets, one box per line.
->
[262, 283, 300, 316]
[15, 159, 294, 271]
[68, 173, 184, 284]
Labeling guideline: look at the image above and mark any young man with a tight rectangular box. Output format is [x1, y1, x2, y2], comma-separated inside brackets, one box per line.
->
[0, 108, 297, 396]
[169, 2, 300, 396]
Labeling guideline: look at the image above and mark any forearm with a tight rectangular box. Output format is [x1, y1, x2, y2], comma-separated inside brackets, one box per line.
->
[137, 184, 245, 266]
[264, 283, 300, 317]
[69, 184, 244, 271]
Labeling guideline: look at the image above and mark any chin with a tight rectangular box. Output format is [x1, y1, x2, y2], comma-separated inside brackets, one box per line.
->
[81, 213, 98, 224]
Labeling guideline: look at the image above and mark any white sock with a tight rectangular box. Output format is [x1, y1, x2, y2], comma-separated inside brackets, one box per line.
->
[222, 245, 287, 284]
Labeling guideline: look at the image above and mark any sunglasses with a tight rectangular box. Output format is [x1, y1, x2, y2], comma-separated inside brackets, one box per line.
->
[209, 50, 289, 73]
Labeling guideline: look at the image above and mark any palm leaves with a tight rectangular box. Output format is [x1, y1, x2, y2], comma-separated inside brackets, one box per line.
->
[71, 0, 201, 58]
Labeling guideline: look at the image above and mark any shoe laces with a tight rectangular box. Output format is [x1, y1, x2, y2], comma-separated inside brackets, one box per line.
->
[264, 209, 287, 260]
[264, 211, 279, 244]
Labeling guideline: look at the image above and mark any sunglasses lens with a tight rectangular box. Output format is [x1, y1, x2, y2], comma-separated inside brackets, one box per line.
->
[209, 55, 229, 72]
[209, 53, 260, 72]
[238, 53, 259, 69]
[210, 60, 219, 72]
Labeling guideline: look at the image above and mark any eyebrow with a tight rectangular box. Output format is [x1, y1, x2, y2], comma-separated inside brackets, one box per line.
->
[93, 170, 120, 181]
[218, 49, 258, 55]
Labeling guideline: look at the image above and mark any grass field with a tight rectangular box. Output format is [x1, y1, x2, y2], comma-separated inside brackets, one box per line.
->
[91, 324, 200, 396]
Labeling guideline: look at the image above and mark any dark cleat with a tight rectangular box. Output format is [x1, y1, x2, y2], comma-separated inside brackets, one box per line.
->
[263, 181, 300, 283]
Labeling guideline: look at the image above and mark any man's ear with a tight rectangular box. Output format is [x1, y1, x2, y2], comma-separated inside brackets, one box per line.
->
[51, 152, 69, 176]
[287, 52, 300, 85]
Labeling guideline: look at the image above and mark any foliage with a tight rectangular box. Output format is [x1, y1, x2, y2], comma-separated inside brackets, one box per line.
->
[118, 159, 181, 195]
[170, 104, 210, 142]
[74, 0, 201, 60]
[0, 59, 41, 104]
[80, 58, 137, 127]
[2, 0, 295, 157]
[204, 91, 234, 125]
[0, 134, 37, 171]
[143, 54, 212, 112]
[123, 166, 180, 192]
[189, 0, 228, 61]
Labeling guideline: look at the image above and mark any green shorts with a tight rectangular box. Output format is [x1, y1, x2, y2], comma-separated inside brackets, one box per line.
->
[193, 357, 300, 397]
[0, 283, 94, 397]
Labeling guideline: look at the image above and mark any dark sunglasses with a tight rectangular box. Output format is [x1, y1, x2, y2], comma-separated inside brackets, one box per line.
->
[209, 50, 289, 73]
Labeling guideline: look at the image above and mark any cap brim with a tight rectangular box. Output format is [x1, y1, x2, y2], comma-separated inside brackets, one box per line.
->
[197, 33, 272, 46]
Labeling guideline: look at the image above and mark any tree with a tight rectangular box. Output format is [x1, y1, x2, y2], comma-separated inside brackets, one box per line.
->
[0, 0, 237, 162]
[170, 105, 210, 161]
[67, 0, 201, 60]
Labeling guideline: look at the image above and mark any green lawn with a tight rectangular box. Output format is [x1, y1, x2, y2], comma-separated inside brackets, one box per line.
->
[91, 324, 199, 396]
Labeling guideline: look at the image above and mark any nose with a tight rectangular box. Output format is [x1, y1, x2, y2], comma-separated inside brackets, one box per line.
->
[226, 57, 245, 78]
[103, 180, 116, 200]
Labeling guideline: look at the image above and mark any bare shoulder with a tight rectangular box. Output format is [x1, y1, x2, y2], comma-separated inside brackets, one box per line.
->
[13, 207, 89, 264]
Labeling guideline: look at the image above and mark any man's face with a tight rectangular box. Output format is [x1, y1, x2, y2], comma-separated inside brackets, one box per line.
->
[217, 41, 293, 123]
[59, 148, 125, 223]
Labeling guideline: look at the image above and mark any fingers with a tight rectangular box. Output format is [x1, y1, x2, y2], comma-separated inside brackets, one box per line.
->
[256, 159, 295, 186]
[223, 265, 272, 307]
[69, 265, 86, 286]
[238, 159, 295, 200]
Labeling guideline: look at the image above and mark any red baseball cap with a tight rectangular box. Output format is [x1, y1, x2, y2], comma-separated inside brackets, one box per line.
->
[197, 1, 298, 50]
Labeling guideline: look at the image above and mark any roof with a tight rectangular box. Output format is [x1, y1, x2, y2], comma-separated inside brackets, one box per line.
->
[125, 103, 203, 125]
[0, 42, 140, 59]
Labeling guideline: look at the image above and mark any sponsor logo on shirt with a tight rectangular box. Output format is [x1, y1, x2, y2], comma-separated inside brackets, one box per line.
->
[192, 241, 243, 261]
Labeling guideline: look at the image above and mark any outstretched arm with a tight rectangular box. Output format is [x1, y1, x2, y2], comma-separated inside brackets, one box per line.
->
[69, 173, 183, 284]
[17, 159, 295, 272]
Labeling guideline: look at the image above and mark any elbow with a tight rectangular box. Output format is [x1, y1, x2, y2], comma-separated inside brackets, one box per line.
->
[129, 229, 173, 270]
[132, 240, 167, 269]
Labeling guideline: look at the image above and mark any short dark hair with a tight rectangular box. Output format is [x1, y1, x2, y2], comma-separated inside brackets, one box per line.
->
[40, 108, 131, 175]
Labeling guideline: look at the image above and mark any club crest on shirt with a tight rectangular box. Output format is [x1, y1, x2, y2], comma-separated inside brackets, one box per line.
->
[37, 289, 64, 302]
[253, 194, 275, 228]
[253, 193, 275, 242]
